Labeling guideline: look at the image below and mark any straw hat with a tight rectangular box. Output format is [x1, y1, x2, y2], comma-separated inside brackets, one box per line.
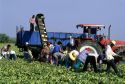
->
[69, 50, 79, 61]
[111, 40, 116, 45]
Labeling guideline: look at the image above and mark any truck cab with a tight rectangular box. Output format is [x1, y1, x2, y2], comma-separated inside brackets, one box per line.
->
[76, 24, 105, 40]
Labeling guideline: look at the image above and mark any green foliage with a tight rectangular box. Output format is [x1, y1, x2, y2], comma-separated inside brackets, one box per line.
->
[0, 43, 22, 57]
[0, 43, 125, 84]
[8, 37, 16, 43]
[0, 59, 125, 84]
[0, 33, 9, 43]
[0, 33, 16, 43]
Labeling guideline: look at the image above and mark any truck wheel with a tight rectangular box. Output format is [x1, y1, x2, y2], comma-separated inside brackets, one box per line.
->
[78, 40, 103, 55]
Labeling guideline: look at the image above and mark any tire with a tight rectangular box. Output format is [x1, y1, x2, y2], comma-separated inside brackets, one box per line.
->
[78, 40, 103, 55]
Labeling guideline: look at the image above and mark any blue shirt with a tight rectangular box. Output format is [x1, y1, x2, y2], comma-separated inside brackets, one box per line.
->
[52, 45, 61, 53]
[78, 50, 89, 63]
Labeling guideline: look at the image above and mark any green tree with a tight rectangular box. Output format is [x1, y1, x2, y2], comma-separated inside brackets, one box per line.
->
[0, 33, 9, 43]
[9, 37, 16, 43]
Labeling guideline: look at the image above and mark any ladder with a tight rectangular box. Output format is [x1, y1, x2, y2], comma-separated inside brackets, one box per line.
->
[36, 13, 48, 46]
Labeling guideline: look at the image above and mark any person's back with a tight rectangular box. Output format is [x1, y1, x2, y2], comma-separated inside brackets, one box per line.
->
[52, 44, 61, 54]
[41, 45, 50, 56]
[78, 49, 89, 63]
[105, 44, 116, 60]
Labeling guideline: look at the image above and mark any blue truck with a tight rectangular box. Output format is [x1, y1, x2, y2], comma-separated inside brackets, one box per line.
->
[16, 31, 83, 48]
[16, 13, 106, 59]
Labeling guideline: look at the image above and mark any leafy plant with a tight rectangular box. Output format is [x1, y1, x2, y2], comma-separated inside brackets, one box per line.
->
[0, 43, 125, 84]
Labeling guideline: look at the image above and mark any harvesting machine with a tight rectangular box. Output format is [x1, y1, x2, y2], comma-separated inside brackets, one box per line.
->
[16, 13, 125, 59]
[75, 24, 125, 56]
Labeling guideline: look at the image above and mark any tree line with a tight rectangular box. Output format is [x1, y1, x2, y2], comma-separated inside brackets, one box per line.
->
[0, 33, 16, 43]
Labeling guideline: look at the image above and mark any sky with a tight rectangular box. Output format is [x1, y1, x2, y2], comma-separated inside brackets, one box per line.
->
[0, 0, 125, 40]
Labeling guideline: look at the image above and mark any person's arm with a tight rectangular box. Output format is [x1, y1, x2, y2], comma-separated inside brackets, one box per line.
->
[28, 49, 33, 59]
[59, 46, 63, 53]
[107, 45, 117, 56]
[111, 49, 117, 56]
[59, 47, 63, 53]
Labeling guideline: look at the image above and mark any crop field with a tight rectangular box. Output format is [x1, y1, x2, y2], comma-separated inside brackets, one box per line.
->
[0, 43, 125, 84]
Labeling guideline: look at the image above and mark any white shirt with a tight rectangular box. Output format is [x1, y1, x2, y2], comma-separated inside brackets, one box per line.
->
[49, 44, 54, 53]
[105, 45, 117, 60]
[69, 36, 74, 46]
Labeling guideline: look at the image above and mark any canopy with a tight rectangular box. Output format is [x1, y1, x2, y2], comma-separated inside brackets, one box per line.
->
[76, 24, 105, 28]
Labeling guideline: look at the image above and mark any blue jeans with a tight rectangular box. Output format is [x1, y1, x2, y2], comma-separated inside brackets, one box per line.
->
[4, 54, 16, 60]
[24, 52, 31, 60]
[9, 54, 17, 60]
[53, 52, 65, 65]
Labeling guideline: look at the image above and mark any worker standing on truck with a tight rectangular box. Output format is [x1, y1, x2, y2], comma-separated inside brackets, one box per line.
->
[29, 15, 36, 31]
[105, 40, 119, 75]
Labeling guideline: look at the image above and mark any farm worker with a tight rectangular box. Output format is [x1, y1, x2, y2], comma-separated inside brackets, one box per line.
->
[29, 15, 36, 31]
[0, 48, 2, 59]
[82, 47, 99, 72]
[1, 45, 7, 58]
[49, 42, 54, 54]
[1, 44, 17, 60]
[105, 40, 119, 75]
[39, 43, 50, 62]
[64, 50, 79, 69]
[53, 41, 65, 65]
[67, 37, 78, 51]
[23, 42, 33, 61]
[73, 48, 90, 71]
[69, 36, 74, 46]
[47, 42, 54, 64]
[58, 46, 68, 65]
[62, 47, 68, 57]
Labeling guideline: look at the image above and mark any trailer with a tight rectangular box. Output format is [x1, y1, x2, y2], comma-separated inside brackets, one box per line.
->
[16, 31, 83, 48]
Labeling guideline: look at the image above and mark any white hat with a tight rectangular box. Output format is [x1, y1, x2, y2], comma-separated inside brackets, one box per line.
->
[69, 50, 79, 61]
[111, 40, 116, 45]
